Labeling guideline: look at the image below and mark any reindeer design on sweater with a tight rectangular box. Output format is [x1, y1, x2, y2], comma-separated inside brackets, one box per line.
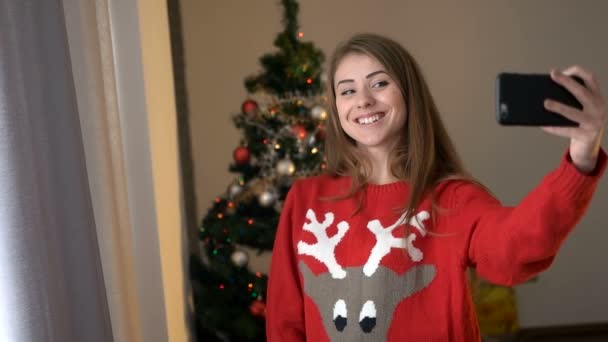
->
[297, 209, 437, 341]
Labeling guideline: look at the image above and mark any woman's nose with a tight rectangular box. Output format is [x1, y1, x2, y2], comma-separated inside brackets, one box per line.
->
[356, 88, 375, 108]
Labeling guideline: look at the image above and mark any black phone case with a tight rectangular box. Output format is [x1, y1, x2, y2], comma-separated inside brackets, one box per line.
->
[496, 73, 583, 126]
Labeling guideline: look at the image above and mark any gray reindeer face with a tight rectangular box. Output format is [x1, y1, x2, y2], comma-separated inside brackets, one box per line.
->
[299, 262, 436, 341]
[297, 209, 437, 341]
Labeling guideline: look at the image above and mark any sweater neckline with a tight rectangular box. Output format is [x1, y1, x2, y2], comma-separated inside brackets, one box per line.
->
[364, 180, 409, 194]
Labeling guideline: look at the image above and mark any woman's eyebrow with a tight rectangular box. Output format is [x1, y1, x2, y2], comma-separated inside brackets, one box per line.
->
[335, 70, 387, 87]
[365, 70, 387, 79]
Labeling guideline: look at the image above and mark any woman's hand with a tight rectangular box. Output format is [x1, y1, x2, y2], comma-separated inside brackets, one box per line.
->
[542, 65, 607, 173]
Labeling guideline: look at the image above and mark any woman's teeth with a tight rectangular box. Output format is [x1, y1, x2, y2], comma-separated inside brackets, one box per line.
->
[357, 113, 383, 125]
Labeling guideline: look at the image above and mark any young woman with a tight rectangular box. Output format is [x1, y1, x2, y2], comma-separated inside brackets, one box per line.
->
[266, 33, 607, 341]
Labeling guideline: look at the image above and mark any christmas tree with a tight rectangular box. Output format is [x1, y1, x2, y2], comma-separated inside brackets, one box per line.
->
[189, 0, 327, 340]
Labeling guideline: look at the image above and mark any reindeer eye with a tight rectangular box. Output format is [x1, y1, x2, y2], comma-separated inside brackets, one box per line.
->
[359, 300, 376, 333]
[333, 299, 347, 332]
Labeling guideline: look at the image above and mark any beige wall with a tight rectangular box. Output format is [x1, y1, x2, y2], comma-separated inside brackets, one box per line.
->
[181, 0, 608, 328]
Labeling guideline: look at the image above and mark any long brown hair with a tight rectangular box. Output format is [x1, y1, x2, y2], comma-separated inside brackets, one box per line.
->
[324, 32, 473, 233]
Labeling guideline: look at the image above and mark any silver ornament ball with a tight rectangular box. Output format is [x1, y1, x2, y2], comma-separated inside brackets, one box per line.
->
[320, 72, 328, 83]
[274, 200, 284, 212]
[231, 250, 249, 267]
[258, 190, 276, 207]
[229, 183, 243, 197]
[276, 159, 296, 176]
[311, 105, 328, 120]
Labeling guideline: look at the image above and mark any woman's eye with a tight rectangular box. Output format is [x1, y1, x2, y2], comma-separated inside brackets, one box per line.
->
[340, 89, 354, 96]
[373, 80, 389, 88]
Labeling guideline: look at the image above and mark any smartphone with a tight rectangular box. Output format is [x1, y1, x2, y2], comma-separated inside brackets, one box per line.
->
[496, 73, 584, 126]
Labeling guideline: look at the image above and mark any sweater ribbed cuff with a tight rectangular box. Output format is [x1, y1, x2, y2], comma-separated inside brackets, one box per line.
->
[550, 147, 607, 196]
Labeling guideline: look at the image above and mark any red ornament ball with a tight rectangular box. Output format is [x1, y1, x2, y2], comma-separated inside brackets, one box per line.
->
[233, 146, 250, 164]
[291, 124, 307, 140]
[315, 127, 326, 141]
[241, 99, 258, 115]
[249, 300, 266, 317]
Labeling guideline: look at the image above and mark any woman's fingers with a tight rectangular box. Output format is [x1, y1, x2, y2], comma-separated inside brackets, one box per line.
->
[550, 69, 593, 107]
[561, 65, 601, 94]
[540, 126, 577, 139]
[543, 99, 585, 125]
[549, 66, 607, 128]
[543, 66, 606, 171]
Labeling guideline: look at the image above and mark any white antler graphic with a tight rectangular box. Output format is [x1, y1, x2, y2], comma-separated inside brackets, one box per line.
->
[297, 209, 350, 279]
[363, 211, 430, 276]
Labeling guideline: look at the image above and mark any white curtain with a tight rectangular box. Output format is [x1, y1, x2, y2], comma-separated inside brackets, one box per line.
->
[0, 0, 112, 341]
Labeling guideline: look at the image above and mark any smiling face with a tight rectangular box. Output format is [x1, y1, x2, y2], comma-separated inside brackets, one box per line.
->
[333, 53, 407, 156]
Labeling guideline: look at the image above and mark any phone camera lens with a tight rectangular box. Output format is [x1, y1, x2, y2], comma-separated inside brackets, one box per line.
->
[499, 103, 509, 118]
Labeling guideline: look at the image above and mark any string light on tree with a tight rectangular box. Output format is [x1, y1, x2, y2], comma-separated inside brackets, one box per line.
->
[226, 201, 236, 214]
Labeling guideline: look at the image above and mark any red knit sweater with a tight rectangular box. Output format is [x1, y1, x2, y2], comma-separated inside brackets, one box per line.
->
[266, 149, 606, 342]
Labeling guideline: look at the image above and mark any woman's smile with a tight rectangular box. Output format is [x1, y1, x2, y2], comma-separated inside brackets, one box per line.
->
[355, 112, 387, 125]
